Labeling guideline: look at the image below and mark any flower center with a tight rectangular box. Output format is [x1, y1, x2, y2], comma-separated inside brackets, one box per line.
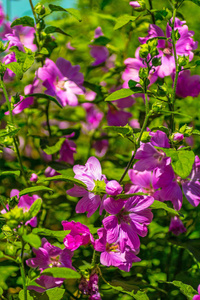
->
[163, 47, 172, 55]
[92, 180, 106, 196]
[49, 256, 61, 267]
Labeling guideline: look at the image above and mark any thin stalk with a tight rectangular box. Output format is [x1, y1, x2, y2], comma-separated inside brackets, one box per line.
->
[20, 238, 27, 300]
[29, 0, 37, 23]
[1, 77, 28, 186]
[148, 0, 156, 24]
[45, 101, 52, 137]
[0, 196, 9, 212]
[170, 7, 179, 133]
[119, 90, 150, 184]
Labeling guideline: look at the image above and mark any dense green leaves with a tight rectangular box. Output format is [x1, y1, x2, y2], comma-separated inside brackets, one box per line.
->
[11, 16, 34, 28]
[42, 267, 81, 279]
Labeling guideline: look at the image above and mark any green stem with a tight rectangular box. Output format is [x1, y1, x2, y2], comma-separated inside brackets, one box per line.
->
[170, 7, 179, 133]
[0, 196, 9, 212]
[119, 89, 150, 184]
[20, 238, 27, 300]
[148, 0, 156, 24]
[45, 101, 52, 137]
[1, 77, 28, 186]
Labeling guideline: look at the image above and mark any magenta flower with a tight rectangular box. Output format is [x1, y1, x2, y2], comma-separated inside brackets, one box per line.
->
[175, 70, 200, 98]
[89, 27, 109, 66]
[67, 156, 107, 217]
[37, 58, 84, 107]
[173, 133, 184, 141]
[3, 52, 17, 80]
[62, 220, 94, 251]
[139, 19, 197, 77]
[106, 180, 122, 196]
[107, 106, 132, 126]
[169, 216, 186, 236]
[94, 228, 140, 272]
[82, 91, 103, 130]
[122, 57, 158, 89]
[193, 285, 200, 300]
[58, 139, 76, 165]
[103, 187, 154, 251]
[5, 30, 25, 52]
[26, 238, 74, 292]
[92, 139, 109, 158]
[30, 173, 38, 182]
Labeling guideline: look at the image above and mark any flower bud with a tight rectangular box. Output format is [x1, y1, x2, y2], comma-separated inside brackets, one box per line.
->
[129, 0, 146, 11]
[35, 3, 45, 15]
[139, 67, 148, 79]
[106, 180, 123, 196]
[178, 55, 189, 67]
[139, 44, 149, 58]
[173, 133, 184, 141]
[30, 173, 38, 182]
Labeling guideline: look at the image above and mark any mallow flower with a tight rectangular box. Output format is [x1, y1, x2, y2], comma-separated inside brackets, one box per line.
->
[89, 27, 109, 66]
[67, 156, 107, 217]
[37, 57, 85, 107]
[169, 216, 186, 236]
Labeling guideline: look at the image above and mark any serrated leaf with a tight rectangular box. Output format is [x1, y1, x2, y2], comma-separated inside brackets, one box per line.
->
[42, 267, 81, 279]
[105, 89, 134, 101]
[43, 138, 65, 155]
[49, 5, 82, 21]
[44, 26, 71, 37]
[32, 228, 70, 241]
[158, 148, 195, 179]
[6, 62, 23, 79]
[22, 233, 41, 249]
[23, 93, 62, 109]
[167, 280, 197, 299]
[103, 125, 134, 137]
[19, 187, 53, 197]
[11, 16, 34, 28]
[150, 200, 179, 216]
[0, 170, 20, 176]
[9, 47, 35, 73]
[114, 15, 136, 30]
[38, 175, 87, 189]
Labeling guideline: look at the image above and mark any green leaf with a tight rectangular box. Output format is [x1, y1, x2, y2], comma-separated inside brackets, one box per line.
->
[44, 26, 71, 37]
[91, 36, 111, 46]
[0, 170, 20, 177]
[107, 284, 149, 299]
[19, 186, 53, 197]
[38, 175, 87, 189]
[150, 200, 180, 216]
[22, 233, 41, 249]
[9, 46, 35, 73]
[167, 281, 197, 299]
[0, 127, 20, 138]
[186, 0, 200, 7]
[105, 88, 135, 101]
[23, 93, 62, 109]
[158, 148, 195, 179]
[25, 198, 42, 220]
[150, 126, 169, 134]
[45, 288, 65, 300]
[114, 15, 136, 30]
[11, 16, 34, 28]
[42, 267, 81, 279]
[103, 124, 134, 137]
[32, 228, 70, 242]
[192, 129, 200, 136]
[116, 192, 148, 199]
[43, 138, 65, 155]
[6, 62, 23, 79]
[18, 290, 34, 300]
[49, 4, 82, 21]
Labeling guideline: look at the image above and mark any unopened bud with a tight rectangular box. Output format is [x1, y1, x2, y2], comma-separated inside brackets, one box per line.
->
[35, 3, 45, 15]
[129, 0, 146, 11]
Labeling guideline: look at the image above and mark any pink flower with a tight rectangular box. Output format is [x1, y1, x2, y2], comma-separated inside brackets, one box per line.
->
[62, 220, 94, 251]
[37, 58, 85, 107]
[193, 285, 200, 300]
[30, 173, 38, 182]
[106, 180, 122, 196]
[129, 1, 141, 8]
[175, 70, 200, 98]
[67, 157, 107, 217]
[169, 216, 186, 236]
[89, 27, 109, 66]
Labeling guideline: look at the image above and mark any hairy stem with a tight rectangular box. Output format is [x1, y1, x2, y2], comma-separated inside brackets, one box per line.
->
[1, 77, 28, 186]
[119, 88, 150, 184]
[170, 7, 178, 133]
